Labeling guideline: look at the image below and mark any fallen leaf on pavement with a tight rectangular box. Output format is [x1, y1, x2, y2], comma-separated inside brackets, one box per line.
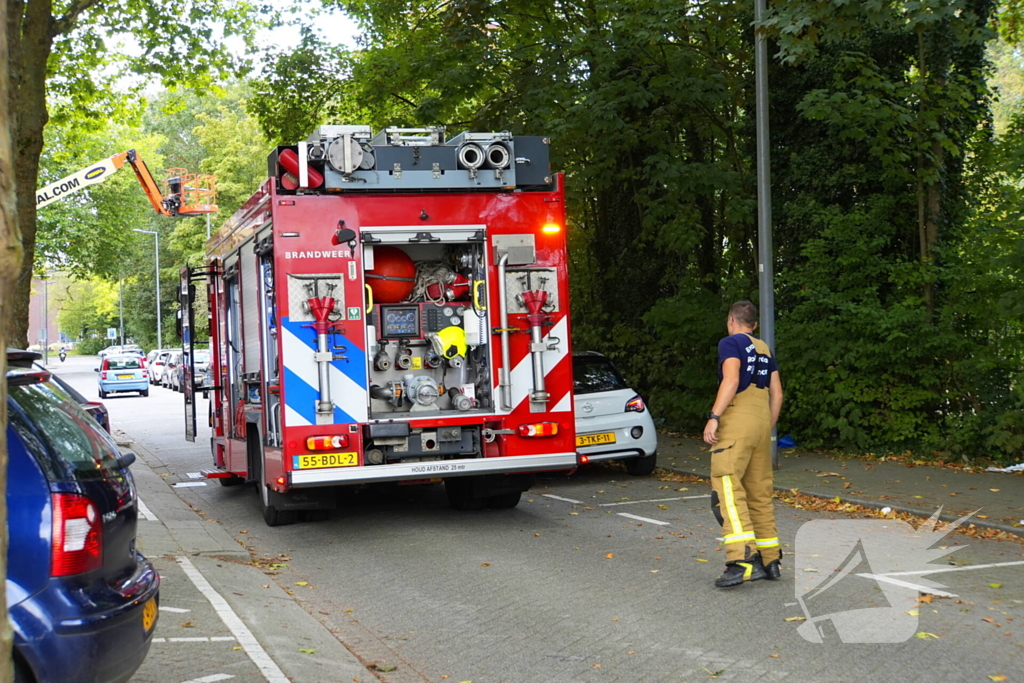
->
[818, 473, 841, 477]
[843, 482, 851, 489]
[989, 583, 1003, 589]
[914, 632, 939, 639]
[906, 609, 920, 616]
[918, 595, 934, 604]
[784, 616, 806, 622]
[988, 676, 1008, 681]
[344, 608, 354, 613]
[803, 568, 819, 572]
[696, 558, 708, 562]
[181, 621, 194, 627]
[296, 581, 309, 586]
[593, 664, 602, 669]
[605, 553, 614, 559]
[770, 654, 780, 658]
[983, 618, 996, 623]
[373, 665, 397, 672]
[299, 648, 316, 654]
[480, 563, 491, 567]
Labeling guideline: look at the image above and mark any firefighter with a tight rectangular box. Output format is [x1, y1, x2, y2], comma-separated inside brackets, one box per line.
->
[703, 300, 784, 588]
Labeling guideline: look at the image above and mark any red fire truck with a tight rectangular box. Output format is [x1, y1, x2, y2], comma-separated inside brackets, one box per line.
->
[179, 126, 577, 525]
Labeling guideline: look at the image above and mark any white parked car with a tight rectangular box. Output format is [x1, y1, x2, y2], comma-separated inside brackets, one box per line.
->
[573, 352, 658, 476]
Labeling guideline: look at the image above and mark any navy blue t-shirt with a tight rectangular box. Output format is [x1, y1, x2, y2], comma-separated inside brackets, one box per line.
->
[718, 333, 777, 392]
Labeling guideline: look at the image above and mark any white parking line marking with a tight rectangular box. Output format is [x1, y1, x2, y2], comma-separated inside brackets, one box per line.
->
[181, 675, 235, 683]
[159, 606, 191, 613]
[173, 482, 208, 488]
[153, 637, 237, 643]
[856, 573, 958, 598]
[543, 494, 583, 504]
[877, 559, 1024, 577]
[617, 513, 671, 526]
[599, 495, 710, 507]
[137, 499, 158, 521]
[187, 472, 203, 479]
[177, 556, 289, 682]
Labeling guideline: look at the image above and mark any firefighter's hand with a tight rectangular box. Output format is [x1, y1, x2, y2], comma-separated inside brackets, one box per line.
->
[703, 419, 719, 445]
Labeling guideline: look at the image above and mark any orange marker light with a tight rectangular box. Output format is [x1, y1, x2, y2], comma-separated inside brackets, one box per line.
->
[307, 435, 348, 450]
[518, 422, 560, 437]
[276, 476, 287, 486]
[542, 224, 561, 234]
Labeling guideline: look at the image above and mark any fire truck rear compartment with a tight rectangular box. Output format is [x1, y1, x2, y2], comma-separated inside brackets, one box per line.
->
[365, 238, 493, 419]
[365, 424, 480, 464]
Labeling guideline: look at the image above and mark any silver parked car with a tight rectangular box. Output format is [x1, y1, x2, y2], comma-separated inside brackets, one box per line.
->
[573, 352, 658, 476]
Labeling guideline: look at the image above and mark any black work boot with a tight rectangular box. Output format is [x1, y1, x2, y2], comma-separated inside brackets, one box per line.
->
[714, 549, 767, 588]
[762, 550, 783, 580]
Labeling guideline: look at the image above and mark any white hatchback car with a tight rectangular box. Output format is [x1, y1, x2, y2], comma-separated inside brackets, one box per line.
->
[573, 352, 658, 475]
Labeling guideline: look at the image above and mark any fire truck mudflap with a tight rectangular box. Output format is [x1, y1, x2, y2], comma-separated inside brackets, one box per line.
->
[190, 125, 577, 525]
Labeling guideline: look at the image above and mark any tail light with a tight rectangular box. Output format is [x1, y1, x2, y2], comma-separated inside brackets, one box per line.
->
[51, 493, 102, 576]
[625, 395, 646, 413]
[100, 371, 108, 380]
[307, 435, 349, 450]
[518, 422, 559, 438]
[142, 370, 148, 378]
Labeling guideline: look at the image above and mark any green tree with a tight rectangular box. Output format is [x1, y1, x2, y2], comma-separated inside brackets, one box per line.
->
[6, 0, 271, 347]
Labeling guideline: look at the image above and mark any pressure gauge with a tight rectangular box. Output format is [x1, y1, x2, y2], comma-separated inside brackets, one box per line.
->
[443, 307, 453, 316]
[450, 316, 461, 325]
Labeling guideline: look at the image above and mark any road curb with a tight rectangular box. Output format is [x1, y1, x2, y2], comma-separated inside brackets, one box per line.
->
[661, 465, 1024, 538]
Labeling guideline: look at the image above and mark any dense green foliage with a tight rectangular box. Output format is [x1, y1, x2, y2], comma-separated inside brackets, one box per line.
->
[243, 0, 1024, 461]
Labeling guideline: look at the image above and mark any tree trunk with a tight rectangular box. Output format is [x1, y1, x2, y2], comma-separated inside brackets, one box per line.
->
[5, 1, 54, 345]
[0, 0, 26, 678]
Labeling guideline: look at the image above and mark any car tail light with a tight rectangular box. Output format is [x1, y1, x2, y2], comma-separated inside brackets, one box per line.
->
[518, 422, 559, 437]
[100, 371, 108, 380]
[141, 370, 148, 378]
[625, 395, 646, 413]
[51, 493, 102, 576]
[306, 435, 349, 450]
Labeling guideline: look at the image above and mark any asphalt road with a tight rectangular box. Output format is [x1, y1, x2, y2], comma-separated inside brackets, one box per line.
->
[53, 355, 1024, 682]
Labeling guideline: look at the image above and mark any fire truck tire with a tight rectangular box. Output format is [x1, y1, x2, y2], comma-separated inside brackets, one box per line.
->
[444, 478, 486, 511]
[625, 452, 657, 476]
[254, 445, 296, 526]
[486, 491, 522, 509]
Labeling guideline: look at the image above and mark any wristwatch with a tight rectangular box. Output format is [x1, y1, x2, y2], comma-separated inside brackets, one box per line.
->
[707, 412, 721, 421]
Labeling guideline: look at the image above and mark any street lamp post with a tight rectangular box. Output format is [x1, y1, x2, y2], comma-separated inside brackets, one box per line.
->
[134, 229, 161, 347]
[754, 0, 778, 469]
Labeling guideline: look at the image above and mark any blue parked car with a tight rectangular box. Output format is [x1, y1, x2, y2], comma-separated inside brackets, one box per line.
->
[96, 354, 149, 398]
[7, 350, 159, 683]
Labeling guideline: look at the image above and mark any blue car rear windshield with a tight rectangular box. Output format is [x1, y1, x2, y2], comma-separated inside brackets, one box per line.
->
[573, 356, 629, 395]
[8, 381, 122, 481]
[106, 357, 141, 370]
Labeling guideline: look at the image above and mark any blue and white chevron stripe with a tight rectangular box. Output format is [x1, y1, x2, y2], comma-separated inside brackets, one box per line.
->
[280, 317, 368, 426]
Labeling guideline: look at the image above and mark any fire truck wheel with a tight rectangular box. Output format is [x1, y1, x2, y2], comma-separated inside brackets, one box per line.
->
[444, 478, 486, 511]
[625, 453, 657, 476]
[486, 492, 522, 509]
[256, 455, 296, 526]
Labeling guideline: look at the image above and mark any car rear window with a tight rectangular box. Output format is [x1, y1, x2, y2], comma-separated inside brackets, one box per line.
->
[573, 356, 629, 395]
[8, 380, 122, 481]
[106, 357, 142, 370]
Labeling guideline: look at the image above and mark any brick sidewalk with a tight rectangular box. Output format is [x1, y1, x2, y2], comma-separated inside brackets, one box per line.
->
[657, 436, 1024, 535]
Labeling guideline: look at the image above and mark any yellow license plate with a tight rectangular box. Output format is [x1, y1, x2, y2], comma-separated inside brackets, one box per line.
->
[577, 432, 616, 447]
[142, 598, 157, 633]
[117, 374, 134, 379]
[293, 452, 359, 470]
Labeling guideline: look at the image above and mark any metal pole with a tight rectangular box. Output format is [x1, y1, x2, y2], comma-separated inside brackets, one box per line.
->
[754, 0, 778, 469]
[206, 213, 211, 240]
[119, 279, 124, 346]
[42, 276, 49, 366]
[155, 233, 162, 347]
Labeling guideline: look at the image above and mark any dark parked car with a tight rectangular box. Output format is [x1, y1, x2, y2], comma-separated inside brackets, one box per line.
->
[7, 350, 111, 433]
[6, 350, 159, 683]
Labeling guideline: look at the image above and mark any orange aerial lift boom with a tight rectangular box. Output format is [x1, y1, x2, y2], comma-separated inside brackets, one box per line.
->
[35, 149, 217, 216]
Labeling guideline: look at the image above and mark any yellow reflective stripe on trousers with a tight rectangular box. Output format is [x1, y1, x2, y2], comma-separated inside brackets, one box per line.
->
[724, 532, 754, 544]
[756, 537, 779, 548]
[721, 474, 745, 536]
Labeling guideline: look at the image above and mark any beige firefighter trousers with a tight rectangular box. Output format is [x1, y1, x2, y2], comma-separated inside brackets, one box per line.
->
[710, 383, 781, 564]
